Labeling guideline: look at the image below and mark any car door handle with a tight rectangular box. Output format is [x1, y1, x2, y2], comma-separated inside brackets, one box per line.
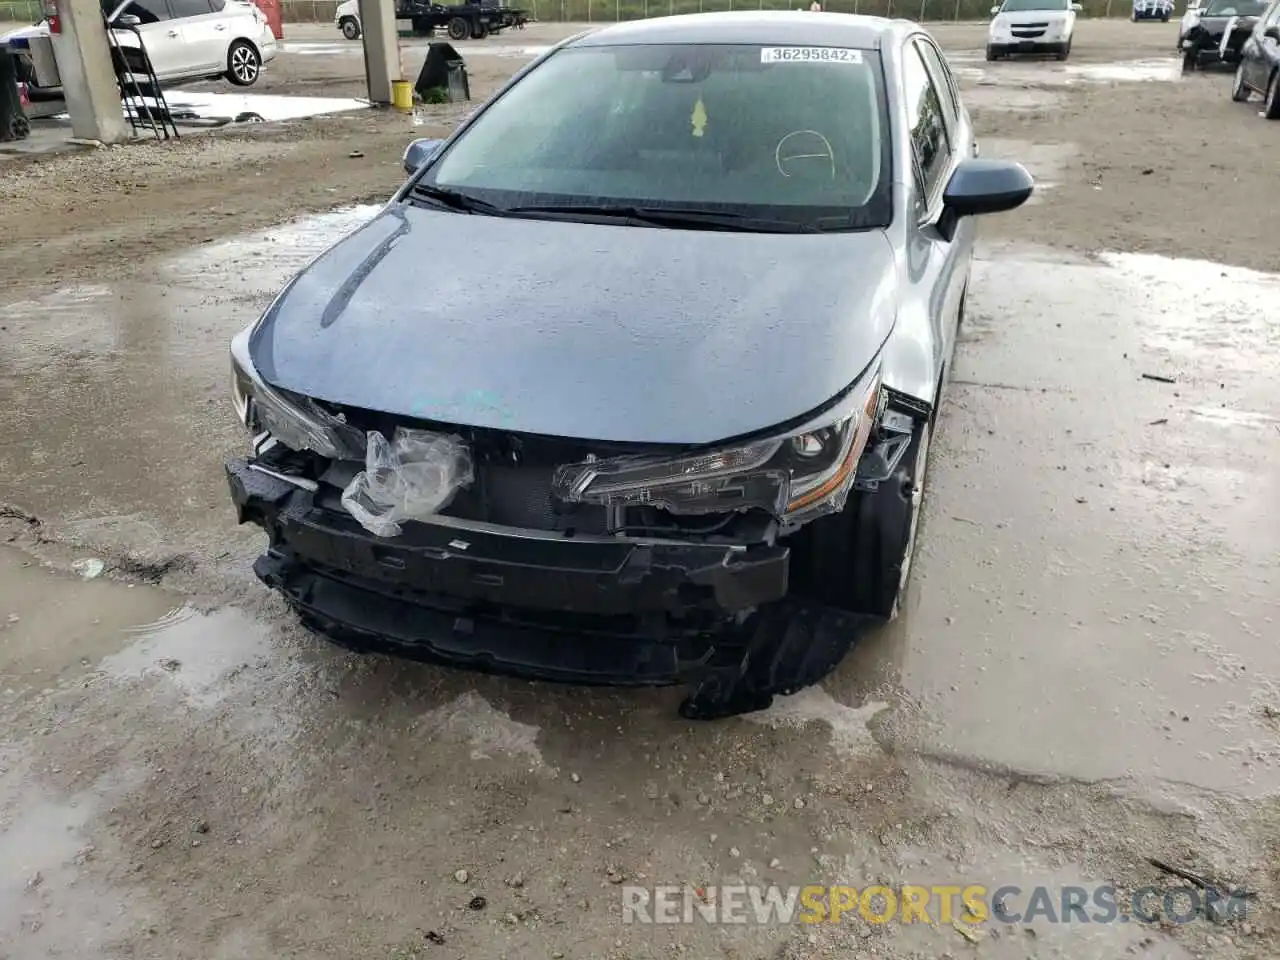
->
[166, 28, 179, 36]
[214, 22, 226, 29]
[972, 140, 980, 157]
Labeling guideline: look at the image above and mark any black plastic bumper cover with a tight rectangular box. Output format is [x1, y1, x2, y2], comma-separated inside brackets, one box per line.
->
[226, 457, 793, 687]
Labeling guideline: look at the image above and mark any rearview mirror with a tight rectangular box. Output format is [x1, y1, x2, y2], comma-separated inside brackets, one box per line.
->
[402, 137, 444, 175]
[940, 159, 1034, 235]
[114, 12, 141, 26]
[989, 5, 999, 12]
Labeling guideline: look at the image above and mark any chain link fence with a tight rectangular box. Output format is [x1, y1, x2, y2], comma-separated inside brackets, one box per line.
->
[1, 0, 1141, 24]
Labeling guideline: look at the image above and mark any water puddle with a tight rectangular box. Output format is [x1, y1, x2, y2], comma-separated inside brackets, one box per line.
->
[0, 204, 384, 547]
[161, 91, 370, 123]
[42, 92, 370, 130]
[965, 56, 1183, 86]
[102, 606, 275, 708]
[0, 546, 176, 702]
[160, 204, 382, 288]
[1099, 252, 1280, 379]
[872, 247, 1280, 799]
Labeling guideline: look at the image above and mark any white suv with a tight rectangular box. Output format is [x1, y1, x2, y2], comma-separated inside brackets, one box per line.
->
[4, 0, 277, 94]
[986, 0, 1082, 61]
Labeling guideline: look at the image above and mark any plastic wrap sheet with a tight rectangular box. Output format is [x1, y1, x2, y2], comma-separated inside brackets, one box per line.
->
[341, 428, 473, 538]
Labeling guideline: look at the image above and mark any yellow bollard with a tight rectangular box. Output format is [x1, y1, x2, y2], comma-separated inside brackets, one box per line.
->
[391, 80, 414, 114]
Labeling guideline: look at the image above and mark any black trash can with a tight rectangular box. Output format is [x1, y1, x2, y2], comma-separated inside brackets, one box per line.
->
[0, 48, 31, 142]
[415, 41, 470, 103]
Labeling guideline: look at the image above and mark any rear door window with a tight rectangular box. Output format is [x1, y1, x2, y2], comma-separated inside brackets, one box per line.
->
[115, 0, 171, 21]
[169, 0, 215, 16]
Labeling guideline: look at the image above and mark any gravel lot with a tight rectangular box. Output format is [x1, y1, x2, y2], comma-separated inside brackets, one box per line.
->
[0, 17, 1277, 960]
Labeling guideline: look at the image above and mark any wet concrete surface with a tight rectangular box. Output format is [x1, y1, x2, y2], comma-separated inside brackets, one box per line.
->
[1, 20, 1279, 960]
[3, 216, 1278, 957]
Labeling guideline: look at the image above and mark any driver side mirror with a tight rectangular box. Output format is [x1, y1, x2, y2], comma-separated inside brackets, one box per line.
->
[402, 137, 444, 175]
[1070, 2, 1082, 10]
[989, 5, 999, 12]
[113, 12, 141, 26]
[938, 159, 1034, 240]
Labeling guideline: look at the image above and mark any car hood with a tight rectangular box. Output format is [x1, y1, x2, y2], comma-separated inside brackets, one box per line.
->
[998, 9, 1072, 22]
[250, 203, 899, 446]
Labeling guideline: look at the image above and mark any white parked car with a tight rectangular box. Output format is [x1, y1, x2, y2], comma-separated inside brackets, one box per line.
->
[335, 0, 361, 39]
[986, 0, 1082, 61]
[2, 0, 277, 96]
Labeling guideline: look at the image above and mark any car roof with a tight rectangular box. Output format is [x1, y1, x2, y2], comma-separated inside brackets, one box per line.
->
[568, 11, 914, 51]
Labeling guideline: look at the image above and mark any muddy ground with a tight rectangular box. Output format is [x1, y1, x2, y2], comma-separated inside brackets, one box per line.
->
[1, 16, 1278, 960]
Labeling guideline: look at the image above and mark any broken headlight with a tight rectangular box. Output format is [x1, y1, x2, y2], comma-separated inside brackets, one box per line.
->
[552, 364, 882, 523]
[230, 328, 364, 460]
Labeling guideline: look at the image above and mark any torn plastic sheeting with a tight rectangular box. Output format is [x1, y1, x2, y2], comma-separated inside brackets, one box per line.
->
[341, 428, 473, 538]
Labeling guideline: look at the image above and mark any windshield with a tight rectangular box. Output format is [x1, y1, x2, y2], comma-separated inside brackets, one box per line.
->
[1202, 0, 1265, 14]
[418, 43, 892, 231]
[998, 0, 1069, 11]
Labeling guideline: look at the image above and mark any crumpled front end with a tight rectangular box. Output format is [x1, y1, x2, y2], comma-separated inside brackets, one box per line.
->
[226, 325, 899, 714]
[225, 430, 795, 682]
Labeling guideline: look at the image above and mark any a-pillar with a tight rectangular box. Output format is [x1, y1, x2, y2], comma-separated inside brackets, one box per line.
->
[358, 0, 400, 105]
[50, 0, 128, 143]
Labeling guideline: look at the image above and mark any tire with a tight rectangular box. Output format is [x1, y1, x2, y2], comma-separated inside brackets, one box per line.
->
[471, 22, 488, 38]
[340, 16, 360, 40]
[226, 40, 261, 86]
[1161, 12, 1170, 20]
[794, 418, 931, 620]
[985, 43, 997, 60]
[446, 15, 469, 40]
[1266, 71, 1280, 119]
[1056, 43, 1070, 60]
[1231, 61, 1250, 101]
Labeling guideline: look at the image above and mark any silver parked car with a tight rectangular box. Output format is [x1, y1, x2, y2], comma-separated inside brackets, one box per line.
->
[225, 12, 1033, 717]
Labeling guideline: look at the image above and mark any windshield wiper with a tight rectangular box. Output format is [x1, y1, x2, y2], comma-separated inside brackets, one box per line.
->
[503, 204, 822, 234]
[410, 183, 507, 216]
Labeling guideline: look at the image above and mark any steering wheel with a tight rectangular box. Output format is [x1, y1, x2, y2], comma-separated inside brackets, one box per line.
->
[775, 129, 837, 180]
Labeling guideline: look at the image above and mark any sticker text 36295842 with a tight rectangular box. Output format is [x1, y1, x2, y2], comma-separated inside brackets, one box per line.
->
[759, 47, 864, 64]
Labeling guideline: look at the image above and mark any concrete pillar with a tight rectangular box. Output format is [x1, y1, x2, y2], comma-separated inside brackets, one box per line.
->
[50, 0, 128, 143]
[358, 0, 400, 105]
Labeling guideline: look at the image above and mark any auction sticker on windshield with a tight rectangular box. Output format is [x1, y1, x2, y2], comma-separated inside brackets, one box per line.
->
[760, 47, 864, 64]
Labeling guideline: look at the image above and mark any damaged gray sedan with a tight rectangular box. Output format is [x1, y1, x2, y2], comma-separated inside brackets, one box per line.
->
[226, 11, 1032, 718]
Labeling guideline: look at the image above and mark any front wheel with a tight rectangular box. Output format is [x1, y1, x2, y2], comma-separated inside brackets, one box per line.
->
[1231, 62, 1250, 101]
[225, 40, 261, 86]
[794, 418, 931, 620]
[1265, 71, 1280, 119]
[339, 16, 360, 39]
[985, 44, 998, 61]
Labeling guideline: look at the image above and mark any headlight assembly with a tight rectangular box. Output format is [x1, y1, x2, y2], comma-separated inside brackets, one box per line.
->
[230, 328, 365, 460]
[552, 364, 883, 525]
